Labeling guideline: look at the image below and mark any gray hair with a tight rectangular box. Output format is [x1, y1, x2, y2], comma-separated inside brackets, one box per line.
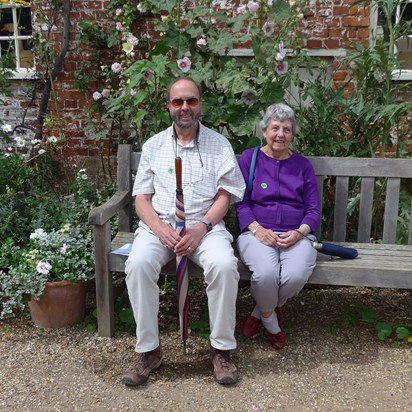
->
[259, 103, 299, 135]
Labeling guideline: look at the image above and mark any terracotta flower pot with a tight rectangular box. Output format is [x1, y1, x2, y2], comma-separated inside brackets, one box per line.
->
[28, 280, 88, 328]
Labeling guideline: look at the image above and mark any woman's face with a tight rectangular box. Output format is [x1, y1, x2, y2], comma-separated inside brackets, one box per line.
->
[262, 119, 293, 155]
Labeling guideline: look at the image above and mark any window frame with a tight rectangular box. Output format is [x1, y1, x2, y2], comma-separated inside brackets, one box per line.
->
[0, 1, 36, 78]
[370, 0, 412, 81]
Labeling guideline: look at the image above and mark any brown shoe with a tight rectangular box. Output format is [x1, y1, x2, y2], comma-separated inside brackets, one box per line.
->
[122, 346, 163, 387]
[210, 347, 238, 385]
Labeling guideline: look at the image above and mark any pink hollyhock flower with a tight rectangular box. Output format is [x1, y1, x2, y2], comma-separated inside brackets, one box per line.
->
[276, 42, 287, 61]
[275, 61, 288, 75]
[237, 5, 247, 14]
[196, 37, 207, 48]
[177, 56, 192, 73]
[60, 243, 69, 255]
[247, 1, 259, 12]
[262, 22, 275, 37]
[116, 22, 123, 31]
[241, 89, 258, 106]
[102, 89, 111, 98]
[111, 62, 122, 73]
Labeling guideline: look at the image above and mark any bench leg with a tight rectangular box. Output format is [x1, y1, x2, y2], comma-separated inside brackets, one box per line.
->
[93, 224, 115, 337]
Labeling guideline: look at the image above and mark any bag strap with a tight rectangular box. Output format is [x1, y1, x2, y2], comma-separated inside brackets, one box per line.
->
[248, 146, 260, 194]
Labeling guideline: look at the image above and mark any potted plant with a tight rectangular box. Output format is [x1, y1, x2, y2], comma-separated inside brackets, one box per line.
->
[0, 223, 94, 328]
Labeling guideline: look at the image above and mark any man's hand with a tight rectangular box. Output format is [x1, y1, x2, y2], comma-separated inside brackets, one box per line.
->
[174, 223, 205, 256]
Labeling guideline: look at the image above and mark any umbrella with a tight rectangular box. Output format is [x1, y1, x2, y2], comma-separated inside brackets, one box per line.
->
[175, 156, 189, 350]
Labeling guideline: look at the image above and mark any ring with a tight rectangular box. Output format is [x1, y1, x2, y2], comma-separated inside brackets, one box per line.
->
[188, 246, 192, 250]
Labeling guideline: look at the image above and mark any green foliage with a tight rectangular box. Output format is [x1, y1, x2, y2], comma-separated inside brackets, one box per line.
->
[341, 304, 411, 343]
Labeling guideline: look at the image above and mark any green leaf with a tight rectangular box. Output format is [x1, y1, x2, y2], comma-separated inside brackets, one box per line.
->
[396, 326, 410, 340]
[359, 306, 378, 324]
[375, 322, 393, 340]
[207, 31, 234, 54]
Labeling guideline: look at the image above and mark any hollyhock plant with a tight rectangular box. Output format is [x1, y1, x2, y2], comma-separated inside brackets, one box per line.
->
[276, 42, 287, 61]
[177, 56, 192, 73]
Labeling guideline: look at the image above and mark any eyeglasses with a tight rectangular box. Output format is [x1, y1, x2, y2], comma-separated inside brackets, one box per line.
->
[169, 97, 199, 108]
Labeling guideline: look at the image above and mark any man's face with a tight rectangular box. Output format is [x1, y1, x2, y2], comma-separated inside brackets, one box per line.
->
[167, 79, 201, 129]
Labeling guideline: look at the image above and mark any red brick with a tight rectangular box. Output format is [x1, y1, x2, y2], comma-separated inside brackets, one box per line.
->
[343, 16, 370, 27]
[307, 39, 322, 48]
[324, 39, 340, 49]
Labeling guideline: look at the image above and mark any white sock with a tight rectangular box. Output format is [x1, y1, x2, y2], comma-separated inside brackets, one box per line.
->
[261, 311, 281, 334]
[251, 305, 261, 319]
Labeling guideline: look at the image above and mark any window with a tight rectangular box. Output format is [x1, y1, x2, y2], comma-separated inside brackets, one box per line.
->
[371, 1, 412, 79]
[0, 0, 34, 73]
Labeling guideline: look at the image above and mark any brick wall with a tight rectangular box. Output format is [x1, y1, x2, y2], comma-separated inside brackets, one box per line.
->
[1, 0, 410, 156]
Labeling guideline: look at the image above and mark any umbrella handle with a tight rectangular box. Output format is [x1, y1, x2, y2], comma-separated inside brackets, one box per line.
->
[175, 157, 182, 191]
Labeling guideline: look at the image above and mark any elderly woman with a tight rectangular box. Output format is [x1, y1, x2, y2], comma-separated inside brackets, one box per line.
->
[235, 103, 320, 350]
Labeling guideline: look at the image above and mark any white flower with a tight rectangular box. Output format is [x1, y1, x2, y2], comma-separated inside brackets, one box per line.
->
[247, 1, 259, 12]
[60, 244, 69, 255]
[102, 89, 111, 98]
[237, 5, 247, 14]
[1, 124, 12, 133]
[14, 137, 25, 148]
[130, 88, 136, 96]
[177, 56, 192, 73]
[137, 3, 147, 13]
[38, 149, 46, 155]
[115, 8, 122, 16]
[30, 228, 47, 240]
[373, 70, 385, 83]
[116, 22, 123, 31]
[275, 61, 288, 75]
[93, 91, 102, 101]
[111, 62, 122, 73]
[48, 136, 58, 144]
[36, 261, 52, 275]
[31, 139, 41, 145]
[122, 42, 134, 55]
[126, 33, 139, 46]
[196, 37, 207, 48]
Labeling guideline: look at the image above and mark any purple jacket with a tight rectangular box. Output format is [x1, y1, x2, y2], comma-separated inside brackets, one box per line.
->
[235, 148, 321, 234]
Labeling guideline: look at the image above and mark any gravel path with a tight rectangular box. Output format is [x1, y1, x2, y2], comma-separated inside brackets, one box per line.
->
[1, 286, 411, 412]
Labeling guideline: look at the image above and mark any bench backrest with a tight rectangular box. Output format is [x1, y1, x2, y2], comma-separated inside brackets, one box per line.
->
[117, 144, 412, 245]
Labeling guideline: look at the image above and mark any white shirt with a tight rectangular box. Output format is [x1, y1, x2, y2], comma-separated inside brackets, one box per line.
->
[132, 123, 245, 230]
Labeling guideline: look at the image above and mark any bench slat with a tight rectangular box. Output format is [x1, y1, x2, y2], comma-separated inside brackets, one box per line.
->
[383, 178, 401, 243]
[358, 177, 374, 242]
[333, 176, 349, 241]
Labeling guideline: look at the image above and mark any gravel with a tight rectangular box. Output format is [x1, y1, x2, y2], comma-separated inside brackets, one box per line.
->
[1, 285, 411, 412]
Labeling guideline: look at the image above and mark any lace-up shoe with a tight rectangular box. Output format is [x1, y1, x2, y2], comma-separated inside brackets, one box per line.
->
[210, 347, 238, 385]
[122, 346, 163, 386]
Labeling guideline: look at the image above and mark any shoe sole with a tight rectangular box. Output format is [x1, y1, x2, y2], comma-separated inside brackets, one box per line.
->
[122, 358, 163, 387]
[214, 375, 238, 385]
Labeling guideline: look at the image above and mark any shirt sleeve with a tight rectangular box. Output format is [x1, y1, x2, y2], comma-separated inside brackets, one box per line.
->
[132, 142, 155, 197]
[301, 159, 321, 233]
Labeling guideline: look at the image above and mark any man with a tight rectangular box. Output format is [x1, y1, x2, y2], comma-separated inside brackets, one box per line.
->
[122, 77, 245, 386]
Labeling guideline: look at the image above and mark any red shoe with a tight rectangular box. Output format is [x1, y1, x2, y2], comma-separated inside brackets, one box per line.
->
[241, 314, 262, 339]
[267, 330, 285, 350]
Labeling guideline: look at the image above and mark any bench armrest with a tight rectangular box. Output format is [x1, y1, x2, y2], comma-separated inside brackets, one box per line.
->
[88, 190, 130, 226]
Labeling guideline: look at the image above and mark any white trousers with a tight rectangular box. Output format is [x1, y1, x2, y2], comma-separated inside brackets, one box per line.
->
[236, 232, 317, 313]
[125, 227, 239, 353]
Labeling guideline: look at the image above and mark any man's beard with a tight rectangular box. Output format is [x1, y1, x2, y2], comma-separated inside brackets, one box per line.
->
[171, 111, 201, 129]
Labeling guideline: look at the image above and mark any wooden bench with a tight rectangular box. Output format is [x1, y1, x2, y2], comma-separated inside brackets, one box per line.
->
[88, 144, 412, 337]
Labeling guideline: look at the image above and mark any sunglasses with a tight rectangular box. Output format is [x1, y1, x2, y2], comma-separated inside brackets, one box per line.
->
[169, 97, 199, 108]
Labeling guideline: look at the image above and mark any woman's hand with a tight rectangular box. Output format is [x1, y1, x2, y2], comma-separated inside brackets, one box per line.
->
[255, 228, 303, 249]
[275, 230, 303, 249]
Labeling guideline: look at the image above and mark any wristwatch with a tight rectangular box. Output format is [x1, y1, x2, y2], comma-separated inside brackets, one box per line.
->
[200, 220, 213, 232]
